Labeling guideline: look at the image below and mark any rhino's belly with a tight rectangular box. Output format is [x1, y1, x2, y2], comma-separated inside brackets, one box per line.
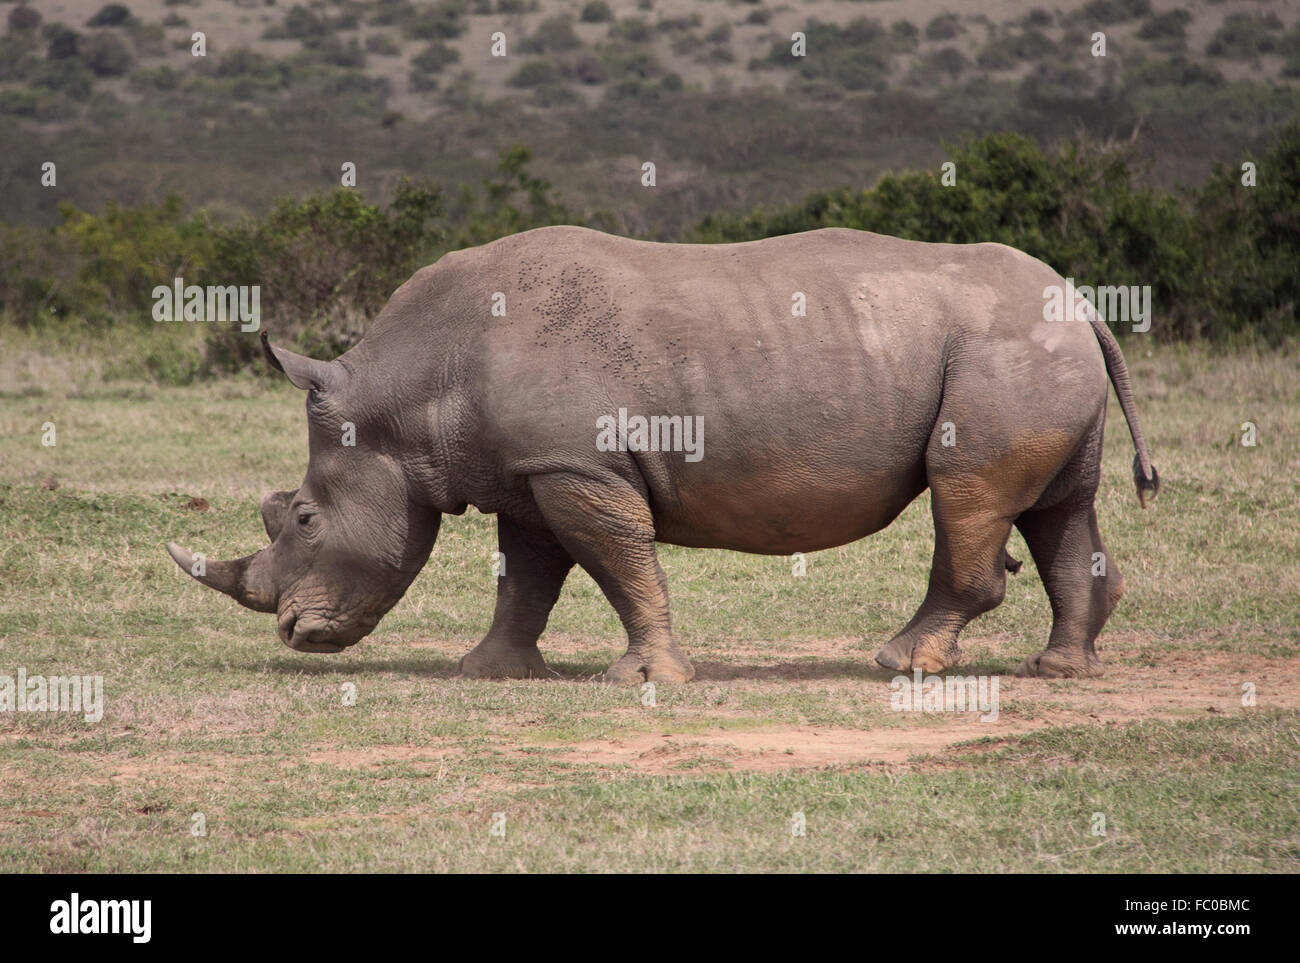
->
[651, 457, 928, 554]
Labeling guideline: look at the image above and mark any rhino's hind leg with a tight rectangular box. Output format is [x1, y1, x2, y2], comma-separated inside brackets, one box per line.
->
[1013, 497, 1117, 679]
[458, 515, 574, 679]
[528, 473, 694, 685]
[874, 476, 1016, 673]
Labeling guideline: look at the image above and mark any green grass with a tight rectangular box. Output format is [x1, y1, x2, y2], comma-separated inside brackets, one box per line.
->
[0, 342, 1298, 871]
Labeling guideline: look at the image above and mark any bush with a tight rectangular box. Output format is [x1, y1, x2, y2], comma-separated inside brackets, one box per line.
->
[46, 26, 81, 60]
[1207, 12, 1285, 59]
[0, 34, 40, 81]
[522, 15, 581, 53]
[274, 5, 329, 45]
[580, 1, 612, 24]
[1137, 9, 1191, 48]
[314, 37, 367, 69]
[977, 28, 1055, 70]
[571, 53, 606, 84]
[86, 4, 132, 28]
[8, 5, 41, 33]
[365, 33, 402, 56]
[610, 17, 653, 44]
[204, 178, 446, 366]
[410, 40, 460, 75]
[753, 19, 891, 91]
[656, 14, 701, 34]
[33, 58, 94, 98]
[918, 46, 968, 81]
[925, 13, 964, 41]
[889, 20, 920, 53]
[0, 194, 215, 325]
[508, 58, 562, 87]
[1194, 124, 1300, 341]
[404, 0, 467, 41]
[81, 32, 134, 77]
[1081, 0, 1151, 23]
[130, 64, 182, 91]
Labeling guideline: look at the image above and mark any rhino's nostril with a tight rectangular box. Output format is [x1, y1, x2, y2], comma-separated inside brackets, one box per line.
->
[278, 612, 297, 644]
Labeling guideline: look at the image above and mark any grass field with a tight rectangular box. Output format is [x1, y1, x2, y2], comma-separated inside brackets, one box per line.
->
[1, 340, 1298, 871]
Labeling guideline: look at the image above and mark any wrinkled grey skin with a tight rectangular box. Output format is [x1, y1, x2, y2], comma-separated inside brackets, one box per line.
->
[168, 226, 1158, 682]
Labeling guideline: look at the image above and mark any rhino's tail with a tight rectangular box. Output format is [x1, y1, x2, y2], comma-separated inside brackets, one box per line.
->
[1087, 309, 1159, 507]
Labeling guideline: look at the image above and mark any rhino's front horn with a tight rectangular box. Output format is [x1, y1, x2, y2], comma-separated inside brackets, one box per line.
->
[166, 542, 278, 613]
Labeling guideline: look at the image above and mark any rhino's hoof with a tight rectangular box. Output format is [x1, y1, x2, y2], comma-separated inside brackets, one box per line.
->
[1016, 649, 1105, 679]
[874, 637, 958, 673]
[458, 644, 549, 680]
[603, 650, 694, 685]
[873, 645, 910, 673]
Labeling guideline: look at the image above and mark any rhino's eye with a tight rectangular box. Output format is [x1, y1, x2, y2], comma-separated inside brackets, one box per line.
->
[297, 512, 315, 526]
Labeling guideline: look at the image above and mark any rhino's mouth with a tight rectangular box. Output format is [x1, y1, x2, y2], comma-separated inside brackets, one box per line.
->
[278, 612, 348, 653]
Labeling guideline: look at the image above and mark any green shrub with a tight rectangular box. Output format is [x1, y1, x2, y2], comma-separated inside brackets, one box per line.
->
[753, 19, 891, 91]
[86, 4, 133, 28]
[270, 5, 329, 45]
[918, 46, 968, 81]
[410, 40, 460, 75]
[580, 1, 612, 24]
[508, 58, 562, 87]
[45, 26, 81, 60]
[1081, 0, 1151, 23]
[8, 5, 42, 33]
[404, 0, 467, 41]
[610, 17, 653, 44]
[571, 53, 606, 84]
[0, 34, 41, 81]
[81, 32, 134, 76]
[1193, 124, 1300, 341]
[889, 20, 920, 53]
[0, 194, 215, 326]
[977, 28, 1055, 70]
[1137, 8, 1191, 49]
[204, 178, 445, 366]
[365, 33, 402, 56]
[130, 64, 182, 90]
[313, 36, 367, 69]
[369, 0, 415, 27]
[1207, 12, 1284, 59]
[522, 15, 582, 53]
[924, 13, 963, 41]
[33, 58, 94, 98]
[656, 14, 701, 34]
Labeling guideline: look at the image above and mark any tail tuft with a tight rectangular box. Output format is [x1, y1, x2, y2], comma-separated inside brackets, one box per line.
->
[1133, 456, 1160, 508]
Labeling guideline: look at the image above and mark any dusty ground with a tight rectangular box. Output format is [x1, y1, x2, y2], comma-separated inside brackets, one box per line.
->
[16, 633, 1293, 787]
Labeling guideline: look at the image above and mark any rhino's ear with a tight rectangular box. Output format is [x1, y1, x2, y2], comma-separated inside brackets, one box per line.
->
[260, 489, 298, 542]
[261, 330, 337, 391]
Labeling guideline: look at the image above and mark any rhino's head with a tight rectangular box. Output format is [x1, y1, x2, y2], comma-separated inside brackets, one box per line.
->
[167, 334, 438, 653]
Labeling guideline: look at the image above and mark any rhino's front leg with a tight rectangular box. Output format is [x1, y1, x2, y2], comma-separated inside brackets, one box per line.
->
[528, 472, 695, 685]
[458, 514, 574, 679]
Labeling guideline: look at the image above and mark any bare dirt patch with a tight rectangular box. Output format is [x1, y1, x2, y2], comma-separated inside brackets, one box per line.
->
[530, 637, 1300, 774]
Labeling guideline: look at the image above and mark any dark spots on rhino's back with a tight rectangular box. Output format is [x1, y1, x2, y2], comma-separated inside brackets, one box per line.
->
[520, 257, 652, 391]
